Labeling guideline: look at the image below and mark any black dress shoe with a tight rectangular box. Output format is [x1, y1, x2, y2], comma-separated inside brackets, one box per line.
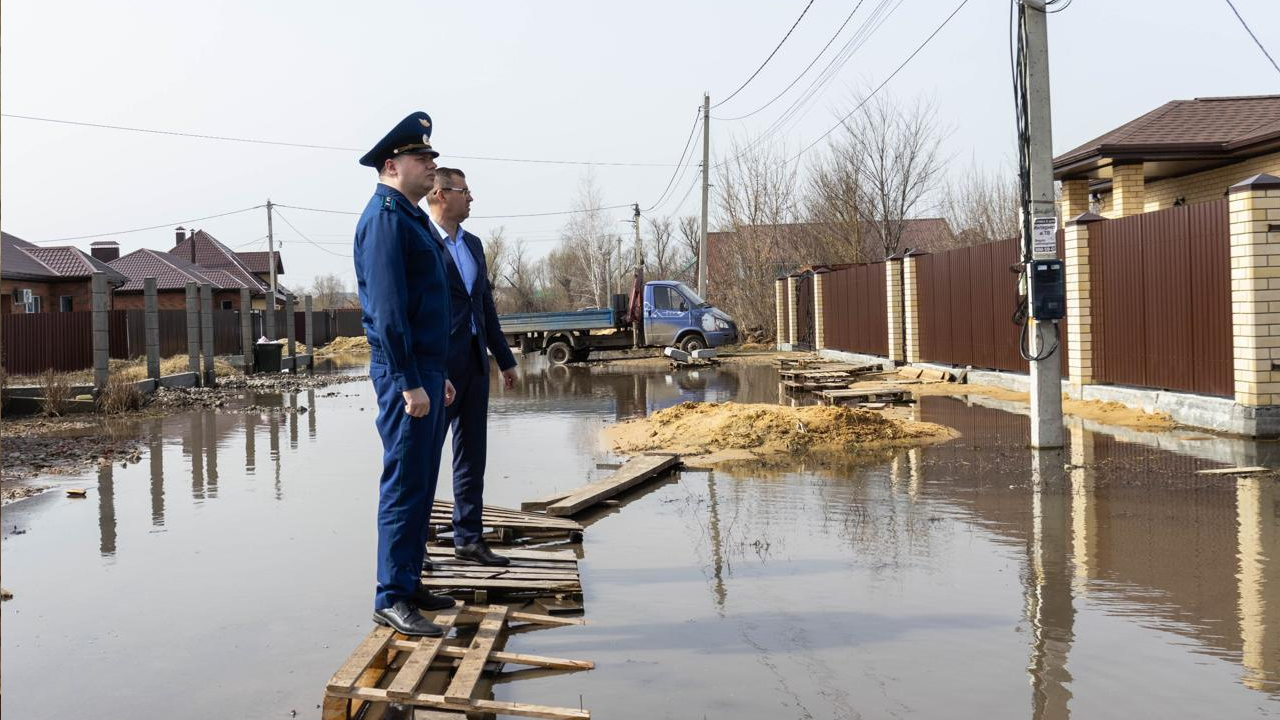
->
[454, 541, 510, 566]
[373, 600, 444, 637]
[421, 557, 434, 573]
[412, 587, 457, 612]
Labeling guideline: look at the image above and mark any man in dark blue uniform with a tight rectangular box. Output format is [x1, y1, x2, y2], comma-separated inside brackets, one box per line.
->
[354, 112, 458, 637]
[424, 168, 519, 567]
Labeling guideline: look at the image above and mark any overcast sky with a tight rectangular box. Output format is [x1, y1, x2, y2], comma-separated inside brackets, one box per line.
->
[3, 0, 1277, 290]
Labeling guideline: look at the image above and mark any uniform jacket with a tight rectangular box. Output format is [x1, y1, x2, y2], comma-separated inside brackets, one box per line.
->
[426, 222, 517, 380]
[354, 184, 450, 392]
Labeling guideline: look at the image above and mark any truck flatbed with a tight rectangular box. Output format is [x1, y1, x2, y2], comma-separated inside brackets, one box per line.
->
[498, 308, 617, 335]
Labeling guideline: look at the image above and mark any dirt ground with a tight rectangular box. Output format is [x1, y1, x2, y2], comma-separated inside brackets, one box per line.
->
[603, 400, 956, 464]
[910, 381, 1176, 431]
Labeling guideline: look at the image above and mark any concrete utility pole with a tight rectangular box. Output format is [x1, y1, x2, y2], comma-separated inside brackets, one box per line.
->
[265, 199, 277, 341]
[698, 92, 710, 297]
[1022, 0, 1064, 449]
[632, 202, 645, 348]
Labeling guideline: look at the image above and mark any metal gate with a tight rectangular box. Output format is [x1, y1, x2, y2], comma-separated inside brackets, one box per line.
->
[1091, 200, 1232, 397]
[794, 271, 815, 349]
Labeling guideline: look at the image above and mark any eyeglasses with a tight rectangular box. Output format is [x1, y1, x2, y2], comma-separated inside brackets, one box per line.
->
[441, 186, 473, 197]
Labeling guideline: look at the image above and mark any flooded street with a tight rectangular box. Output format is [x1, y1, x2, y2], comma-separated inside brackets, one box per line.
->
[3, 358, 1280, 719]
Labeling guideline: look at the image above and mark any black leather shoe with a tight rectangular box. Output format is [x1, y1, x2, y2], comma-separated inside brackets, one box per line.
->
[373, 600, 444, 637]
[421, 557, 434, 573]
[412, 588, 457, 612]
[454, 541, 510, 566]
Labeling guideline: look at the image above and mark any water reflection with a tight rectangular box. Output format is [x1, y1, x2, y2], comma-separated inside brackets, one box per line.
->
[149, 420, 165, 526]
[1026, 450, 1074, 720]
[98, 460, 115, 557]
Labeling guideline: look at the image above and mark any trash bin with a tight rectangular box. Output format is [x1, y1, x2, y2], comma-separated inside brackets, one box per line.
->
[255, 342, 283, 373]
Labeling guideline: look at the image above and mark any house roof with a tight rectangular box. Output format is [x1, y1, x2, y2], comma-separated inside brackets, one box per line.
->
[237, 250, 284, 275]
[109, 248, 244, 292]
[171, 230, 272, 294]
[1054, 95, 1280, 182]
[1, 231, 127, 285]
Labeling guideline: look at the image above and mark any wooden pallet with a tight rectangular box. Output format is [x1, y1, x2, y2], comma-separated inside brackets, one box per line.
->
[777, 364, 878, 380]
[522, 454, 681, 516]
[324, 605, 592, 720]
[420, 546, 583, 605]
[818, 387, 914, 405]
[430, 501, 584, 545]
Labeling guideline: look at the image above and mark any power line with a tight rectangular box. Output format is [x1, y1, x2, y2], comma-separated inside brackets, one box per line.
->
[643, 108, 703, 211]
[1224, 0, 1280, 75]
[711, 0, 816, 109]
[273, 201, 633, 220]
[33, 205, 265, 243]
[0, 113, 696, 168]
[788, 0, 971, 163]
[715, 0, 868, 122]
[271, 207, 350, 257]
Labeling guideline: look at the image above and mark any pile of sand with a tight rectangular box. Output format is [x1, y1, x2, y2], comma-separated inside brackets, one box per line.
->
[912, 383, 1176, 431]
[604, 401, 955, 463]
[315, 336, 371, 356]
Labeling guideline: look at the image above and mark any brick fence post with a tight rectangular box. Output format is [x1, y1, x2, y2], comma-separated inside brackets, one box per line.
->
[885, 258, 904, 363]
[1065, 212, 1105, 395]
[1229, 173, 1280, 408]
[285, 293, 297, 368]
[91, 272, 109, 390]
[786, 275, 800, 347]
[902, 255, 921, 364]
[775, 278, 787, 349]
[813, 271, 826, 350]
[304, 295, 315, 357]
[144, 277, 160, 380]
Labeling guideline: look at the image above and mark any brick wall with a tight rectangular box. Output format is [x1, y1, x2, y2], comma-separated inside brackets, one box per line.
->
[1145, 152, 1280, 213]
[2, 278, 108, 312]
[1229, 176, 1280, 406]
[113, 289, 244, 310]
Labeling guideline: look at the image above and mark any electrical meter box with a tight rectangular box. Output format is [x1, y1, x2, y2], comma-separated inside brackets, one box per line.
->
[1028, 260, 1065, 320]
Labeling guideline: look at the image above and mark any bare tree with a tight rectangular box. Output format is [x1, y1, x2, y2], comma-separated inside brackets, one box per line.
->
[940, 162, 1020, 248]
[545, 246, 577, 310]
[713, 140, 800, 338]
[644, 216, 679, 279]
[501, 239, 546, 313]
[804, 151, 869, 263]
[559, 172, 617, 308]
[676, 215, 700, 285]
[830, 92, 948, 259]
[308, 273, 352, 309]
[483, 226, 509, 289]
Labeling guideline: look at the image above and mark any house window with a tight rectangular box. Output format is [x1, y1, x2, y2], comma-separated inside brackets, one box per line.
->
[59, 296, 73, 312]
[12, 289, 41, 313]
[221, 300, 234, 310]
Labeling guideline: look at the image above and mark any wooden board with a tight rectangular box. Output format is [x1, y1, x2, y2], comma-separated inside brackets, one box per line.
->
[422, 548, 582, 599]
[819, 387, 913, 405]
[1198, 466, 1270, 475]
[544, 454, 681, 517]
[324, 605, 593, 720]
[431, 501, 583, 532]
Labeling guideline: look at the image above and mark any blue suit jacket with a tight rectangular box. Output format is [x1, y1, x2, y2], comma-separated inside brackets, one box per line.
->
[426, 222, 517, 380]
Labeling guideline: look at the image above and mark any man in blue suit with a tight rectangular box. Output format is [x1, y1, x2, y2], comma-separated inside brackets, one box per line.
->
[354, 112, 458, 637]
[424, 167, 519, 567]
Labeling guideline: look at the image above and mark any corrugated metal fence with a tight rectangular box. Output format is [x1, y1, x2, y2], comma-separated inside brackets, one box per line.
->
[821, 262, 887, 355]
[2, 312, 94, 373]
[916, 235, 1067, 375]
[1091, 200, 1231, 397]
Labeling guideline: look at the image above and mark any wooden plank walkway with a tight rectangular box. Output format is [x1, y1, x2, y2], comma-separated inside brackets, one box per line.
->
[818, 387, 914, 405]
[420, 547, 583, 603]
[526, 454, 681, 517]
[431, 501, 583, 534]
[324, 605, 592, 720]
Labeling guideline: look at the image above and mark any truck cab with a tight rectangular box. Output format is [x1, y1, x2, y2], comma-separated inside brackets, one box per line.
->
[642, 281, 737, 353]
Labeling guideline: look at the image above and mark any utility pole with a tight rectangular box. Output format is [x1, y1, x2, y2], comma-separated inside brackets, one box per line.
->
[265, 199, 277, 341]
[632, 202, 645, 348]
[698, 92, 710, 297]
[1022, 1, 1064, 449]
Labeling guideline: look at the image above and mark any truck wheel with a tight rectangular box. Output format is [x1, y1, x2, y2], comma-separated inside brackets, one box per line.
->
[679, 334, 706, 353]
[546, 341, 573, 365]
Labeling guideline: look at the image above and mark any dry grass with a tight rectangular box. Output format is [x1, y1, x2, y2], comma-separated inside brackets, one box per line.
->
[11, 355, 237, 386]
[97, 374, 144, 414]
[39, 370, 73, 416]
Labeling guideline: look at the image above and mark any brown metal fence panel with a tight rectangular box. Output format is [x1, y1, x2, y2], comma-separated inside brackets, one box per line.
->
[1092, 200, 1231, 397]
[1, 312, 94, 374]
[108, 309, 132, 359]
[917, 235, 1068, 375]
[795, 273, 815, 347]
[158, 310, 188, 357]
[821, 262, 887, 355]
[212, 310, 240, 355]
[334, 309, 364, 337]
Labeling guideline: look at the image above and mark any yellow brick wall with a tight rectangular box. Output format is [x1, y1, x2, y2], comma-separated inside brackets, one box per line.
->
[787, 276, 800, 346]
[1064, 219, 1097, 388]
[1110, 164, 1146, 218]
[1145, 152, 1280, 212]
[1230, 185, 1280, 406]
[814, 272, 826, 350]
[902, 257, 921, 363]
[885, 260, 904, 362]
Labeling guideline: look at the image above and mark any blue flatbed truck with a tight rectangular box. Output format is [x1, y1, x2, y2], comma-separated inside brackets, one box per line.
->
[499, 280, 738, 364]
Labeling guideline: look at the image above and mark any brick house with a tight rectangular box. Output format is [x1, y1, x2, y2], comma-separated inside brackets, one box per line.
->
[1, 231, 127, 313]
[236, 250, 284, 289]
[1055, 94, 1280, 220]
[108, 248, 252, 310]
[170, 228, 288, 309]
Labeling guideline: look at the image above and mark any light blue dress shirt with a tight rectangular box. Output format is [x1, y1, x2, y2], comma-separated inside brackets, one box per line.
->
[430, 216, 478, 334]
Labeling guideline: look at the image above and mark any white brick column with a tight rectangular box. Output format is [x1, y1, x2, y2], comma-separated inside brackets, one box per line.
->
[813, 271, 827, 350]
[902, 255, 921, 363]
[775, 278, 787, 349]
[786, 275, 800, 346]
[1230, 173, 1280, 406]
[885, 259, 904, 363]
[1065, 212, 1105, 393]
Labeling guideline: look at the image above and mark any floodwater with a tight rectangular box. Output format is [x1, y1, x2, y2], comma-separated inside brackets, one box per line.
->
[3, 357, 1280, 719]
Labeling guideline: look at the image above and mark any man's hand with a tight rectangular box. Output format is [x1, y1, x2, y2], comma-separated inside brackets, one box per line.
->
[444, 379, 456, 407]
[402, 387, 431, 417]
[501, 367, 519, 390]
